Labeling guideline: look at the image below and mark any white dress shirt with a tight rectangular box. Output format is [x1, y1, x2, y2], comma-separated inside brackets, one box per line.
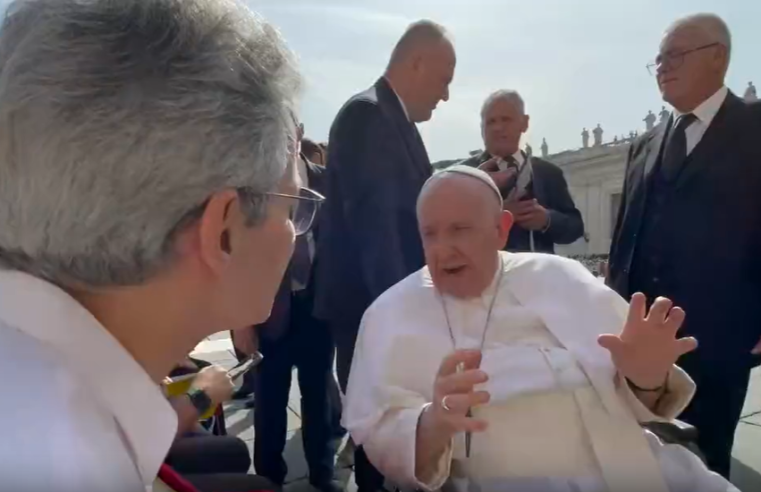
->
[674, 85, 728, 155]
[0, 270, 177, 492]
[344, 252, 734, 492]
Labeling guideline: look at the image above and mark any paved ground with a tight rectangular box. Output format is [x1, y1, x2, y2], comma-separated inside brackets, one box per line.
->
[192, 332, 761, 492]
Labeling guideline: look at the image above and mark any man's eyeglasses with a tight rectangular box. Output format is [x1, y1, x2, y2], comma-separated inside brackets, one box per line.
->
[268, 187, 325, 236]
[646, 42, 720, 76]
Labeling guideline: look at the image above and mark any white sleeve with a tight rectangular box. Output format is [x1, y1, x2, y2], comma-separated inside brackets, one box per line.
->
[646, 433, 739, 492]
[342, 303, 452, 490]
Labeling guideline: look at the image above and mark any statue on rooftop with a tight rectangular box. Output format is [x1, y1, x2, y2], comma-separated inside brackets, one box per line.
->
[525, 143, 533, 157]
[541, 138, 548, 158]
[644, 110, 656, 131]
[592, 124, 603, 146]
[659, 106, 670, 124]
[744, 81, 757, 102]
[581, 128, 590, 148]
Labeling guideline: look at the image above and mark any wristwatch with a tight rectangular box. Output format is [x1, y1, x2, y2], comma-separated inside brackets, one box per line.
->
[186, 387, 213, 416]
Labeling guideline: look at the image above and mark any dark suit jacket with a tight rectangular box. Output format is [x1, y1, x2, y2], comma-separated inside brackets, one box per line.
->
[459, 152, 583, 253]
[313, 77, 432, 327]
[258, 157, 326, 341]
[607, 92, 761, 367]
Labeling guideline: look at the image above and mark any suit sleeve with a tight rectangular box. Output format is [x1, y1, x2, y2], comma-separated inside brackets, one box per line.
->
[335, 103, 424, 299]
[542, 167, 584, 244]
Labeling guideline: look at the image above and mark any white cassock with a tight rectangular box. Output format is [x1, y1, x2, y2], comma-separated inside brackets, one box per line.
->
[343, 252, 736, 492]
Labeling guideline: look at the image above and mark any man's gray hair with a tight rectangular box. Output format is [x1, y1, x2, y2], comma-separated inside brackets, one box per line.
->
[480, 90, 526, 121]
[417, 165, 502, 215]
[388, 19, 450, 68]
[0, 0, 301, 287]
[669, 13, 732, 61]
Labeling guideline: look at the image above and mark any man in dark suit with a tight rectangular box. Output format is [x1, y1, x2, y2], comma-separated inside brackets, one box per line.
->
[313, 20, 456, 492]
[460, 90, 583, 253]
[252, 130, 343, 492]
[607, 13, 761, 478]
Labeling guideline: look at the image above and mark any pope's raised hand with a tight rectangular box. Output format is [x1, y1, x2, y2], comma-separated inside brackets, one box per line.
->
[429, 349, 490, 435]
[598, 293, 697, 390]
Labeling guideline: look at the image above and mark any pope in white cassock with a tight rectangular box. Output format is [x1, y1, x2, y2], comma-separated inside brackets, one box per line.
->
[342, 165, 736, 492]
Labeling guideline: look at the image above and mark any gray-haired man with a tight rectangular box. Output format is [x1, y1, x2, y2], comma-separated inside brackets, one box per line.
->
[0, 0, 307, 490]
[459, 90, 584, 253]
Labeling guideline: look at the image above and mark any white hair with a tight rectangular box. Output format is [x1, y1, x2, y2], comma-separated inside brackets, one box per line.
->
[388, 19, 450, 68]
[417, 165, 502, 216]
[669, 13, 732, 61]
[0, 0, 301, 287]
[480, 89, 525, 122]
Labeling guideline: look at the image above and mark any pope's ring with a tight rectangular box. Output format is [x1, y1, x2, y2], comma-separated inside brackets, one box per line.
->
[441, 395, 452, 412]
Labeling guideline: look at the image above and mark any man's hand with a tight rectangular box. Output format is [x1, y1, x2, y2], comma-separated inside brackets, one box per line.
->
[505, 196, 549, 231]
[190, 365, 234, 406]
[598, 293, 697, 390]
[425, 349, 490, 436]
[478, 156, 517, 192]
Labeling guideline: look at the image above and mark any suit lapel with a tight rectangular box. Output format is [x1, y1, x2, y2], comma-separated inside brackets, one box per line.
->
[675, 92, 742, 190]
[642, 120, 669, 183]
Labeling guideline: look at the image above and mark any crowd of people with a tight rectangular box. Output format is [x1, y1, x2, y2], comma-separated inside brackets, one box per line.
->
[0, 0, 759, 492]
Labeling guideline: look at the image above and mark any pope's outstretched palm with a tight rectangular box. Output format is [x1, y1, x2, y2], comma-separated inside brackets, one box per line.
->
[598, 293, 698, 389]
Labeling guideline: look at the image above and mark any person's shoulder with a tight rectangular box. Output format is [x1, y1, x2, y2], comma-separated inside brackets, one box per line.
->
[0, 323, 129, 485]
[333, 86, 383, 127]
[529, 156, 565, 175]
[506, 252, 594, 282]
[363, 267, 432, 321]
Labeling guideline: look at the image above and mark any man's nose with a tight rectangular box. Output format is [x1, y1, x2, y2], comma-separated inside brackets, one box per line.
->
[441, 87, 449, 102]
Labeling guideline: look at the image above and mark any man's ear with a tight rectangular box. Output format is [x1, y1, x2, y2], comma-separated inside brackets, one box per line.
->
[197, 189, 238, 273]
[522, 114, 530, 134]
[498, 210, 514, 247]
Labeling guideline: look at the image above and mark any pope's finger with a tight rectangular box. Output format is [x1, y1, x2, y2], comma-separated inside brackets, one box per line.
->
[665, 306, 686, 332]
[438, 370, 488, 396]
[675, 336, 698, 357]
[437, 349, 482, 377]
[647, 296, 673, 323]
[627, 293, 647, 326]
[447, 414, 489, 434]
[597, 334, 623, 354]
[439, 391, 491, 414]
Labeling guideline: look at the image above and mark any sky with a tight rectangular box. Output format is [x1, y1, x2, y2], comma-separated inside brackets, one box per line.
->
[250, 0, 761, 162]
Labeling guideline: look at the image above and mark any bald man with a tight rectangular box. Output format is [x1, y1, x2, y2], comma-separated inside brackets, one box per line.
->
[608, 13, 761, 477]
[344, 166, 734, 492]
[314, 19, 455, 491]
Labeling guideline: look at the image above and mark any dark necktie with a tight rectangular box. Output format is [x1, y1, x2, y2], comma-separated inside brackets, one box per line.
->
[291, 235, 311, 289]
[660, 113, 697, 181]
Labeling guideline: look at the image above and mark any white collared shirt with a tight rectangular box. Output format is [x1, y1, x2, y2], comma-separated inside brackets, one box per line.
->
[494, 149, 526, 171]
[0, 270, 177, 492]
[673, 85, 728, 155]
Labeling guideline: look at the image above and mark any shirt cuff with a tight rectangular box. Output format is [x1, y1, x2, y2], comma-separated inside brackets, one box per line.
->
[540, 211, 552, 233]
[617, 366, 696, 422]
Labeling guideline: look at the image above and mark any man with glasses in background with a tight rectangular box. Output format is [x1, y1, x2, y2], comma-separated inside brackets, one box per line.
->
[249, 121, 342, 492]
[607, 13, 761, 478]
